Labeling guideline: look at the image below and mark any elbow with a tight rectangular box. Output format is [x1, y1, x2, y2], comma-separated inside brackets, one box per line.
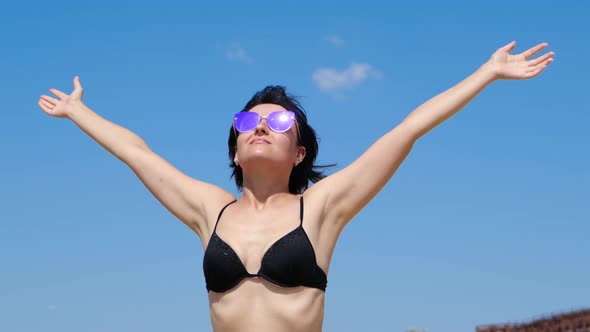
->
[115, 136, 150, 162]
[134, 139, 150, 152]
[129, 133, 150, 152]
[396, 119, 423, 143]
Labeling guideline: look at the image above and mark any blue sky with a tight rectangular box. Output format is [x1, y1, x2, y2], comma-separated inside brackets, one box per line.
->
[1, 1, 588, 331]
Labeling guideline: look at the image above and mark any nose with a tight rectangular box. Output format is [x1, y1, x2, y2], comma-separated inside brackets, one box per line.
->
[254, 117, 269, 135]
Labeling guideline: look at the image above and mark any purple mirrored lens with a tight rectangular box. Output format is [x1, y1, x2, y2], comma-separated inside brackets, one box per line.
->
[267, 111, 295, 132]
[234, 112, 261, 132]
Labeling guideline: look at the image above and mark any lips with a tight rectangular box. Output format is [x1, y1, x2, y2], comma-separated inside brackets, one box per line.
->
[250, 138, 271, 144]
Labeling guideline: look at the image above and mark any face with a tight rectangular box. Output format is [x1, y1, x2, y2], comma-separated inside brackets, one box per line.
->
[234, 104, 305, 168]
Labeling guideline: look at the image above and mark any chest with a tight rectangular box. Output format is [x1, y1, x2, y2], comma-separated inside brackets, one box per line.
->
[202, 198, 329, 293]
[215, 211, 301, 270]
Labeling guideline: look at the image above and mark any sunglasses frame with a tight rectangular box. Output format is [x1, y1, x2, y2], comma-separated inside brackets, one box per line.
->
[233, 110, 301, 143]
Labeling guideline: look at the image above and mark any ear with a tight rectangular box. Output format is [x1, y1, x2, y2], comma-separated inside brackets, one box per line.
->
[296, 146, 306, 164]
[233, 145, 239, 164]
[234, 148, 240, 166]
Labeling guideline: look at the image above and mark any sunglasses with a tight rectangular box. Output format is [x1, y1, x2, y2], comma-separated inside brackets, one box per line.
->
[233, 110, 296, 133]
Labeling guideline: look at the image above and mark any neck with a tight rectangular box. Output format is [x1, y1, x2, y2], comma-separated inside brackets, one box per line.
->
[240, 164, 294, 208]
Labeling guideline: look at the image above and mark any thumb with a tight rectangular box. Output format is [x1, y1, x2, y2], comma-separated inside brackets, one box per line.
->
[500, 41, 516, 53]
[72, 75, 84, 98]
[73, 75, 83, 90]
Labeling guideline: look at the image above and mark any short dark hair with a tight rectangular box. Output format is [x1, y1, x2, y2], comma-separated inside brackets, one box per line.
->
[228, 86, 332, 194]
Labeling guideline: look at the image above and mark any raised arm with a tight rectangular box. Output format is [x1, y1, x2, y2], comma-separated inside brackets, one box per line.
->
[403, 41, 554, 137]
[38, 77, 235, 240]
[308, 41, 554, 230]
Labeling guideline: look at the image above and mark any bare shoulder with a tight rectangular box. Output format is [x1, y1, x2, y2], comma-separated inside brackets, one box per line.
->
[125, 147, 236, 243]
[197, 184, 237, 243]
[301, 178, 336, 230]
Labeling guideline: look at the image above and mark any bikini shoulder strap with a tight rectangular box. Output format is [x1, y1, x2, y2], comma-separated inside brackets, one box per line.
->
[213, 200, 237, 233]
[299, 196, 304, 226]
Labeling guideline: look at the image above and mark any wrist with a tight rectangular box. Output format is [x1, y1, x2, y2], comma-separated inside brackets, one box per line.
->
[477, 62, 499, 85]
[66, 102, 90, 121]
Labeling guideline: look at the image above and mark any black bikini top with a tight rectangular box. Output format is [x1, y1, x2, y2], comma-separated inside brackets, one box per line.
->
[203, 197, 327, 293]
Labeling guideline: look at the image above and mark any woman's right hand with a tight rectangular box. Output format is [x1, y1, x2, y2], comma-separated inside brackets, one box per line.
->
[38, 76, 85, 119]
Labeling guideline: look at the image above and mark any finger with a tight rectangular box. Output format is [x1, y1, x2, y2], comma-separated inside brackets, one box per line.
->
[539, 58, 554, 69]
[528, 52, 554, 66]
[38, 99, 55, 113]
[38, 100, 49, 111]
[500, 41, 516, 52]
[73, 76, 83, 90]
[526, 66, 546, 79]
[526, 60, 552, 78]
[49, 88, 67, 99]
[40, 95, 59, 105]
[526, 58, 554, 72]
[521, 42, 548, 59]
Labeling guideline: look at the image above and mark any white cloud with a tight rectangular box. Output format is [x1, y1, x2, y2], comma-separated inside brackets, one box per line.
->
[312, 63, 383, 94]
[325, 35, 344, 47]
[226, 43, 253, 64]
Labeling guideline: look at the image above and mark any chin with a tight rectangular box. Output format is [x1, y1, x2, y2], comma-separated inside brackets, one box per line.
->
[241, 154, 291, 168]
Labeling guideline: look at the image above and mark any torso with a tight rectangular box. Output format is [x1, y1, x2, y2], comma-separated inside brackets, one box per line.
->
[208, 281, 325, 332]
[201, 193, 339, 332]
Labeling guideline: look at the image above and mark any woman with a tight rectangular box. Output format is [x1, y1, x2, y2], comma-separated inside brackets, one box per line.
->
[37, 41, 553, 332]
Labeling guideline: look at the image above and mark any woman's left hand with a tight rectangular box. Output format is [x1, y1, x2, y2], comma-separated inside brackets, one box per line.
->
[484, 41, 554, 80]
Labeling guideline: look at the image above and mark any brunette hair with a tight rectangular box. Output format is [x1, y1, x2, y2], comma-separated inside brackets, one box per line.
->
[228, 86, 332, 194]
